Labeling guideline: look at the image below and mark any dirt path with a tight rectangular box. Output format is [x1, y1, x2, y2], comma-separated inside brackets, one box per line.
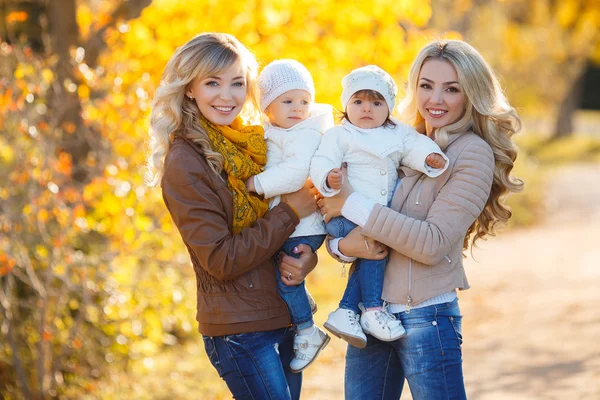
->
[303, 163, 600, 399]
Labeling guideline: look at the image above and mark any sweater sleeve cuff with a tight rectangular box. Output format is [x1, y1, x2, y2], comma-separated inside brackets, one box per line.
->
[341, 192, 376, 227]
[330, 238, 357, 263]
[253, 176, 265, 196]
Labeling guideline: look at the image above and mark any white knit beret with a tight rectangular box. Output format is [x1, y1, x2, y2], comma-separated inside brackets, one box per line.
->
[257, 59, 315, 111]
[341, 65, 398, 113]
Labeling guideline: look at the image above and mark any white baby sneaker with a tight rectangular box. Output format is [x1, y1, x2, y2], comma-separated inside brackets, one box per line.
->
[290, 325, 330, 373]
[360, 309, 406, 341]
[324, 307, 367, 348]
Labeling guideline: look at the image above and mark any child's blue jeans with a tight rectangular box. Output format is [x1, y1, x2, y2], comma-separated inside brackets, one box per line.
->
[326, 216, 386, 314]
[276, 234, 326, 330]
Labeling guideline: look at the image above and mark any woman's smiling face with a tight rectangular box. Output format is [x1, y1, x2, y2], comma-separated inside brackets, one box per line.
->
[186, 62, 247, 126]
[416, 59, 466, 134]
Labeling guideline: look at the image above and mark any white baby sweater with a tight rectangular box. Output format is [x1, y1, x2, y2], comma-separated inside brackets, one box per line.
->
[255, 103, 334, 237]
[310, 119, 448, 204]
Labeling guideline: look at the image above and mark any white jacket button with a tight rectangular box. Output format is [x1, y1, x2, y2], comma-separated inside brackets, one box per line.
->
[380, 169, 386, 175]
[381, 190, 387, 196]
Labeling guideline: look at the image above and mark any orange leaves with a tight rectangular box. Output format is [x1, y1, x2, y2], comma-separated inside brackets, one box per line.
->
[62, 122, 77, 134]
[0, 253, 16, 276]
[57, 152, 73, 176]
[6, 11, 28, 24]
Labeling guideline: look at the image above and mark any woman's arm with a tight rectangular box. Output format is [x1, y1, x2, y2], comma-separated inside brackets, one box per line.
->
[361, 141, 494, 265]
[309, 127, 346, 196]
[162, 148, 316, 281]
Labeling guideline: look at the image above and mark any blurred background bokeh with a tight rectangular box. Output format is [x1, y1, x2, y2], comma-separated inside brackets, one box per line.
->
[1, 1, 599, 399]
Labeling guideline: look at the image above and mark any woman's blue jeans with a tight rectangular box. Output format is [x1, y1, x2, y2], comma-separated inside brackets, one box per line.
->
[345, 298, 466, 400]
[202, 327, 301, 399]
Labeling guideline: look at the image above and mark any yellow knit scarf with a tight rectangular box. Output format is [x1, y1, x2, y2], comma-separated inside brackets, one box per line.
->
[200, 115, 269, 234]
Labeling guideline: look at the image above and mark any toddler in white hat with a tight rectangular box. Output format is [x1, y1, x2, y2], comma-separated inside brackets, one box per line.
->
[245, 59, 333, 373]
[310, 65, 449, 348]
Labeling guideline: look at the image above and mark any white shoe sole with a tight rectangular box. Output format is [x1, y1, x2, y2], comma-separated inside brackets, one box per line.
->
[324, 322, 367, 349]
[362, 327, 407, 342]
[290, 334, 331, 374]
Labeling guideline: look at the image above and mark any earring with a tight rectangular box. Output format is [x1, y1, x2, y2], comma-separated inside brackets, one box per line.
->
[188, 95, 194, 100]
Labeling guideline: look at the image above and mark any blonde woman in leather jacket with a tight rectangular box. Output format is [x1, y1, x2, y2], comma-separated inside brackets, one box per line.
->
[147, 33, 319, 400]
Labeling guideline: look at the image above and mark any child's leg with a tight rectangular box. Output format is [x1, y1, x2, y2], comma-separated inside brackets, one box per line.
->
[356, 258, 406, 341]
[325, 216, 357, 238]
[324, 264, 368, 348]
[325, 216, 361, 312]
[281, 235, 330, 373]
[357, 258, 387, 310]
[278, 235, 326, 330]
[338, 262, 362, 314]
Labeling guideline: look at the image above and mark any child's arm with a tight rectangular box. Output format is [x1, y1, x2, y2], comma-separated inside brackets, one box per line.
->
[253, 130, 322, 199]
[310, 127, 346, 196]
[425, 153, 446, 170]
[398, 124, 449, 177]
[326, 168, 344, 190]
[245, 176, 257, 193]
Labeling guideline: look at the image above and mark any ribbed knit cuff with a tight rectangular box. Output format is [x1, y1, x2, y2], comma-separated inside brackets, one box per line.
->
[330, 238, 357, 263]
[341, 192, 376, 227]
[253, 176, 265, 195]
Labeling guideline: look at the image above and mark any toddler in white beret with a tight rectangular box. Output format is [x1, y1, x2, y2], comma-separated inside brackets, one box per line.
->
[246, 59, 333, 373]
[310, 65, 449, 348]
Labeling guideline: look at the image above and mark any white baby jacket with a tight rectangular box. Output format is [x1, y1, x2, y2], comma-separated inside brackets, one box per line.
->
[310, 119, 449, 205]
[255, 103, 334, 237]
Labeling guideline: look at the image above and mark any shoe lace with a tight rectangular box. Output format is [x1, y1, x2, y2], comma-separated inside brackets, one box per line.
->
[375, 310, 397, 330]
[347, 310, 360, 326]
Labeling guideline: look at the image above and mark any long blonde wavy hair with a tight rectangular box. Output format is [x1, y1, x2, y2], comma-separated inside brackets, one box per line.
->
[397, 40, 524, 250]
[146, 33, 260, 187]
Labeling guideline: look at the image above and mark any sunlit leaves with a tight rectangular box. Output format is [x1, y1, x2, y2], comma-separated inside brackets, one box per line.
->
[2, 1, 443, 397]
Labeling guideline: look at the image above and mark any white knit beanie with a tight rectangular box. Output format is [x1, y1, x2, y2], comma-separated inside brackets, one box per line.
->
[258, 59, 315, 111]
[341, 65, 397, 113]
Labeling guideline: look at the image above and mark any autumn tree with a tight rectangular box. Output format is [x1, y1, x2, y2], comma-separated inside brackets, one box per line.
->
[1, 0, 155, 398]
[429, 0, 600, 138]
[1, 0, 438, 397]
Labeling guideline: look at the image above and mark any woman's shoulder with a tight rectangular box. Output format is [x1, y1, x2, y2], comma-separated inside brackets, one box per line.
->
[446, 132, 495, 180]
[448, 131, 494, 161]
[163, 138, 211, 186]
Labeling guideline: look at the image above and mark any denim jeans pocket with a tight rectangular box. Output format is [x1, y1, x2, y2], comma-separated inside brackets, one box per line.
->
[202, 336, 223, 376]
[230, 331, 261, 345]
[449, 315, 463, 346]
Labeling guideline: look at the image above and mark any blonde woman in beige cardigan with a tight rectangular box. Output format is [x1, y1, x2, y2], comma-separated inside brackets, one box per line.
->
[317, 40, 523, 400]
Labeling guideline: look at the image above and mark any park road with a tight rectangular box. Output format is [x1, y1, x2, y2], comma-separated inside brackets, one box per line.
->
[303, 162, 600, 400]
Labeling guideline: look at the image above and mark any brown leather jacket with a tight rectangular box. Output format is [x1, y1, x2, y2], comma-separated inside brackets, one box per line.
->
[161, 137, 299, 336]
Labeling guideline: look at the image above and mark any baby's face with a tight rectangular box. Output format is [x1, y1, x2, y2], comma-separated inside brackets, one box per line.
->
[346, 93, 389, 129]
[265, 89, 312, 129]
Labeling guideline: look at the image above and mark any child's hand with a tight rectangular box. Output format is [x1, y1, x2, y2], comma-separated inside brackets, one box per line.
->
[327, 168, 344, 190]
[425, 153, 446, 170]
[245, 176, 256, 193]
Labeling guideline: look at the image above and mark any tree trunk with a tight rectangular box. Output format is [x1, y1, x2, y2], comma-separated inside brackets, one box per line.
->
[46, 0, 91, 182]
[551, 65, 587, 140]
